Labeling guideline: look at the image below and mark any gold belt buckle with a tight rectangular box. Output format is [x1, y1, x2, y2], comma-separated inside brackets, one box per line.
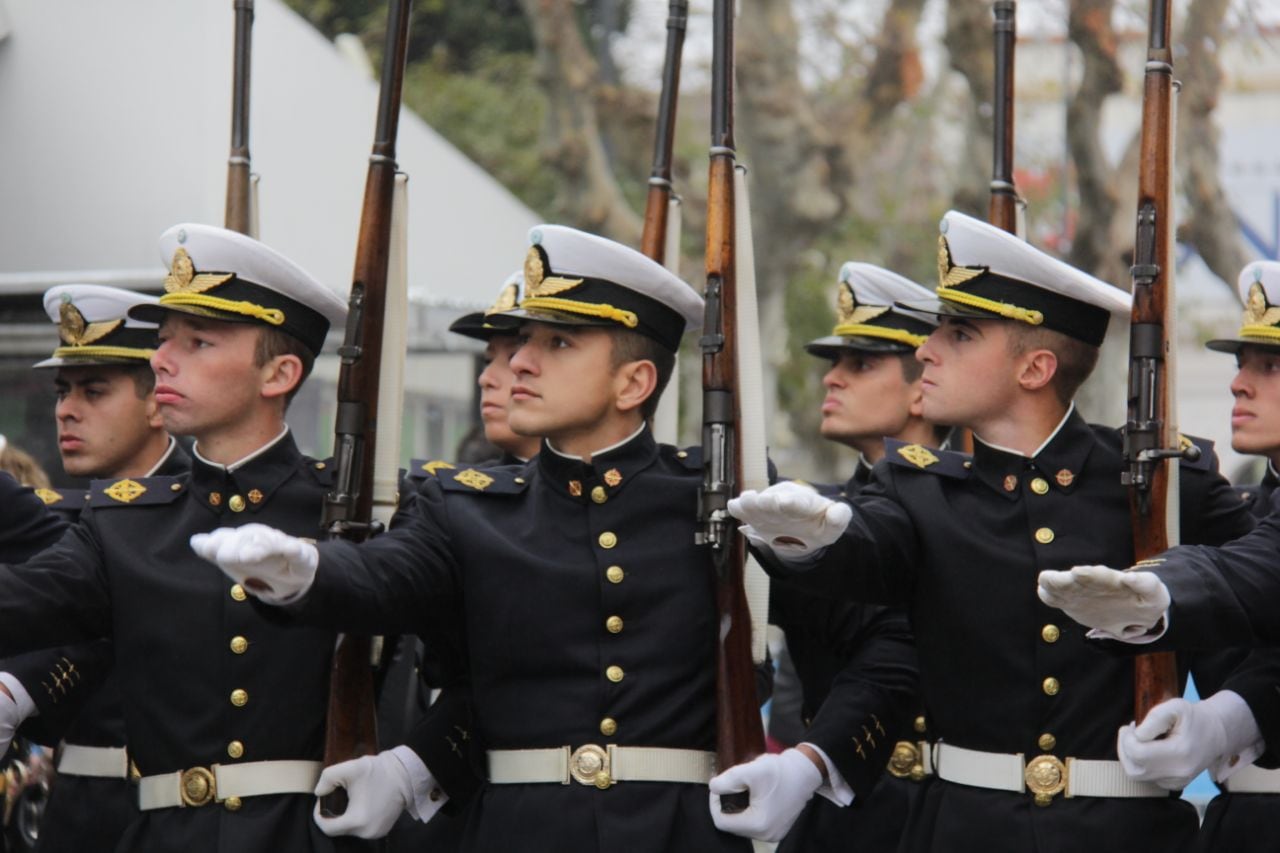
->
[1024, 754, 1067, 806]
[179, 766, 218, 807]
[569, 745, 612, 790]
[886, 741, 923, 781]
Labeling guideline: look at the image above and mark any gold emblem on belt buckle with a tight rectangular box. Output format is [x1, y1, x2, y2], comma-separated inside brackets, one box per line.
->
[569, 745, 612, 789]
[1024, 754, 1067, 806]
[887, 741, 922, 780]
[180, 766, 218, 807]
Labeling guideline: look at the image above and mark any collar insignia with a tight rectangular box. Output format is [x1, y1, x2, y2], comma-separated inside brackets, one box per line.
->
[1055, 468, 1074, 487]
[164, 248, 234, 294]
[937, 236, 985, 289]
[897, 444, 939, 469]
[836, 282, 889, 326]
[603, 468, 623, 487]
[58, 300, 122, 347]
[454, 468, 495, 491]
[104, 479, 147, 503]
[523, 247, 583, 299]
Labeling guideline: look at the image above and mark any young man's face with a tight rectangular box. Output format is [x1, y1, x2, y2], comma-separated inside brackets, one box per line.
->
[54, 365, 162, 478]
[819, 351, 921, 447]
[479, 334, 540, 456]
[151, 315, 267, 440]
[1230, 345, 1280, 459]
[916, 316, 1020, 428]
[507, 322, 617, 442]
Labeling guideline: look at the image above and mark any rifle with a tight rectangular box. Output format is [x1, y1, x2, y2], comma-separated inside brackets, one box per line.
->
[698, 0, 765, 814]
[1122, 0, 1196, 723]
[640, 0, 688, 265]
[319, 0, 413, 813]
[988, 0, 1019, 235]
[225, 0, 255, 236]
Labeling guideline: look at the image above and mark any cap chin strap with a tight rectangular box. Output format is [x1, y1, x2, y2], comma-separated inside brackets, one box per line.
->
[520, 297, 638, 329]
[160, 293, 285, 326]
[1239, 324, 1280, 342]
[832, 324, 927, 347]
[51, 346, 155, 361]
[936, 285, 1044, 326]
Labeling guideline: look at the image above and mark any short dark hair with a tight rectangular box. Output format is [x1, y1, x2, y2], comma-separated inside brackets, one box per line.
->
[122, 362, 156, 398]
[1005, 324, 1100, 406]
[608, 330, 675, 421]
[253, 327, 314, 408]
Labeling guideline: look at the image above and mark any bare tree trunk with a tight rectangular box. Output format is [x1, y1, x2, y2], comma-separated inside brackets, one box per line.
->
[519, 0, 641, 242]
[1177, 0, 1247, 293]
[943, 0, 993, 217]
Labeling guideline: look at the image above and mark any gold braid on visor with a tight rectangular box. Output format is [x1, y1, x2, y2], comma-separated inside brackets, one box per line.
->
[52, 345, 155, 361]
[159, 293, 286, 326]
[832, 324, 927, 347]
[1238, 324, 1280, 342]
[935, 285, 1044, 326]
[520, 297, 639, 329]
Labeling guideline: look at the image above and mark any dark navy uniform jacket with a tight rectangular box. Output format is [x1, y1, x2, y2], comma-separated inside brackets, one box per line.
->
[4, 441, 191, 853]
[290, 427, 752, 853]
[0, 433, 372, 853]
[760, 409, 1254, 853]
[774, 463, 922, 853]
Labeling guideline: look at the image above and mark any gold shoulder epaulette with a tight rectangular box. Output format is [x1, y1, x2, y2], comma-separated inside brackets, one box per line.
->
[438, 467, 529, 496]
[89, 476, 185, 508]
[884, 440, 971, 480]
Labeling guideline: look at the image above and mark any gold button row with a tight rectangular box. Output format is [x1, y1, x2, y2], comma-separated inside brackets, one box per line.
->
[591, 486, 607, 504]
[230, 688, 249, 707]
[606, 616, 623, 634]
[606, 565, 624, 584]
[598, 531, 618, 549]
[1042, 677, 1060, 696]
[230, 636, 249, 655]
[1041, 624, 1060, 644]
[227, 740, 244, 759]
[600, 717, 617, 736]
[1038, 733, 1056, 751]
[1031, 477, 1049, 495]
[606, 665, 624, 683]
[1035, 527, 1055, 545]
[230, 584, 247, 602]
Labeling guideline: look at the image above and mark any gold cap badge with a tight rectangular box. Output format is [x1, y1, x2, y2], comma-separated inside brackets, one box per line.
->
[523, 247, 583, 299]
[164, 247, 233, 294]
[58, 300, 122, 347]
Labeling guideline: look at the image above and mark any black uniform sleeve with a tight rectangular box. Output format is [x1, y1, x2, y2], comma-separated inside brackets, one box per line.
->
[0, 473, 68, 563]
[1177, 442, 1256, 547]
[799, 605, 919, 796]
[402, 687, 482, 813]
[755, 472, 921, 607]
[5, 640, 114, 746]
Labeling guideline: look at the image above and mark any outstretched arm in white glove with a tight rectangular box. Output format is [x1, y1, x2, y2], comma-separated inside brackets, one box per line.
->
[1118, 691, 1264, 790]
[190, 523, 319, 605]
[1037, 565, 1169, 640]
[313, 746, 448, 839]
[0, 674, 36, 758]
[727, 481, 853, 560]
[708, 747, 826, 842]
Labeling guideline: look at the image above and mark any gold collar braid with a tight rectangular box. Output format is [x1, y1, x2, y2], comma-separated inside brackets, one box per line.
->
[936, 285, 1044, 326]
[52, 345, 155, 361]
[520, 297, 638, 329]
[159, 293, 285, 326]
[832, 324, 927, 347]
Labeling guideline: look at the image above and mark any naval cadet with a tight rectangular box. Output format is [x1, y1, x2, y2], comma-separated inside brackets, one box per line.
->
[0, 223, 376, 853]
[0, 284, 190, 853]
[194, 225, 764, 852]
[712, 263, 931, 847]
[730, 210, 1255, 853]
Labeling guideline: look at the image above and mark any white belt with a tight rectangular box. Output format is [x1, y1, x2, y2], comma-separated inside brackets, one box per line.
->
[933, 743, 1166, 802]
[487, 745, 715, 789]
[57, 744, 129, 780]
[1224, 764, 1280, 794]
[137, 760, 322, 810]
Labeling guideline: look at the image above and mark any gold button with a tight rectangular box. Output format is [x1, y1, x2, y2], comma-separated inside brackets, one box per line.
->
[606, 665, 624, 683]
[227, 740, 244, 759]
[230, 688, 249, 707]
[170, 483, 182, 492]
[676, 451, 688, 458]
[1042, 677, 1060, 696]
[224, 796, 242, 811]
[229, 494, 246, 512]
[314, 462, 326, 470]
[514, 477, 525, 484]
[1031, 478, 1050, 495]
[594, 771, 612, 789]
[606, 566, 624, 584]
[230, 636, 249, 655]
[598, 531, 618, 549]
[230, 584, 247, 602]
[606, 616, 623, 634]
[1041, 624, 1060, 644]
[914, 715, 927, 734]
[1038, 733, 1056, 751]
[600, 717, 618, 736]
[1035, 527, 1055, 544]
[591, 486, 607, 504]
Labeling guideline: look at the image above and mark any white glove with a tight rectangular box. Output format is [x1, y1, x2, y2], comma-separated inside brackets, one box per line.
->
[1037, 565, 1169, 640]
[190, 524, 318, 604]
[708, 749, 823, 842]
[1118, 691, 1265, 790]
[0, 685, 21, 758]
[727, 481, 852, 559]
[313, 749, 416, 839]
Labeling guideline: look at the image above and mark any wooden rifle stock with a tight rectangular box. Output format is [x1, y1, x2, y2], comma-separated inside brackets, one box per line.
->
[640, 0, 688, 262]
[225, 0, 254, 235]
[699, 0, 764, 814]
[319, 0, 413, 815]
[1124, 0, 1187, 723]
[988, 0, 1018, 234]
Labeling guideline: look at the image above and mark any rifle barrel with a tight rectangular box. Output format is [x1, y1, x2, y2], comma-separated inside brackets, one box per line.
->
[225, 0, 255, 235]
